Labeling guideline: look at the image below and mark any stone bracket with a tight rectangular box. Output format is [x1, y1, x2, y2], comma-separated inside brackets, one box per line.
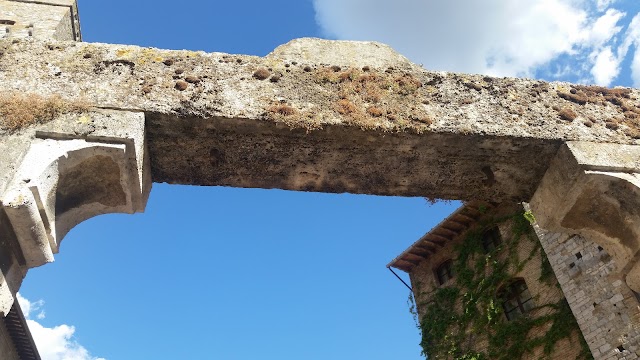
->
[1, 110, 150, 268]
[530, 141, 640, 291]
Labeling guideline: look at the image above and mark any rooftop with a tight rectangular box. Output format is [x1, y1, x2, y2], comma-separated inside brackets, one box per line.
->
[387, 201, 491, 273]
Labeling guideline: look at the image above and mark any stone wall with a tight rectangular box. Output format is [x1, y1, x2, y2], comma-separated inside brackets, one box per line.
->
[535, 227, 640, 359]
[0, 0, 80, 41]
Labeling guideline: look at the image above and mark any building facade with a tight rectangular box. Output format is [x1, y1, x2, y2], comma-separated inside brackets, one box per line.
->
[0, 299, 40, 360]
[389, 202, 592, 359]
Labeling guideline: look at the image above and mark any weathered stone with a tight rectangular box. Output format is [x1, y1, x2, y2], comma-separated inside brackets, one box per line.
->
[4, 3, 640, 359]
[3, 38, 640, 200]
[1, 110, 150, 268]
[530, 142, 640, 293]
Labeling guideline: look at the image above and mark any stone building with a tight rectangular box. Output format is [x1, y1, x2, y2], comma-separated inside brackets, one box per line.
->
[533, 222, 640, 359]
[389, 202, 592, 359]
[0, 299, 40, 359]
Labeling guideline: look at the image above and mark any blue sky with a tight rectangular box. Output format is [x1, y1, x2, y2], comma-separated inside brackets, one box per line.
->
[14, 0, 640, 359]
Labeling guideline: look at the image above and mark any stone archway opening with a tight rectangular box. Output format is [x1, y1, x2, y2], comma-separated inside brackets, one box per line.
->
[20, 185, 458, 359]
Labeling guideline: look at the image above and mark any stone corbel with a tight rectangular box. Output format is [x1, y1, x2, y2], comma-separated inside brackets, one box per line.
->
[529, 141, 640, 291]
[1, 110, 151, 268]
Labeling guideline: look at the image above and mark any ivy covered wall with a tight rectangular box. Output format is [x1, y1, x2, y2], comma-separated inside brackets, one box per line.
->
[408, 206, 592, 360]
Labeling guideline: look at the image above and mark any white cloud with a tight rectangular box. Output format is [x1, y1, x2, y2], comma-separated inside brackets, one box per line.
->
[596, 0, 617, 12]
[588, 8, 625, 48]
[17, 293, 43, 319]
[16, 293, 105, 360]
[313, 0, 637, 84]
[627, 13, 640, 87]
[632, 50, 640, 87]
[591, 47, 620, 85]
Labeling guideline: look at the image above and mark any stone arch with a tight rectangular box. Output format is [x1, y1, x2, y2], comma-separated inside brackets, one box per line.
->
[2, 111, 150, 271]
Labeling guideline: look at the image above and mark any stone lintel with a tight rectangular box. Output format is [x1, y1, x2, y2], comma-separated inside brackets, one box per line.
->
[147, 113, 561, 202]
[3, 38, 640, 200]
[530, 141, 640, 291]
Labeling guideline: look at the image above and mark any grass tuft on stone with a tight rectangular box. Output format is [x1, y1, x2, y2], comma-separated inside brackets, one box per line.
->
[0, 93, 89, 132]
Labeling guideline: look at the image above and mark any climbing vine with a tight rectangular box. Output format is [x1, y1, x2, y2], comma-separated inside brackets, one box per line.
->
[413, 212, 592, 360]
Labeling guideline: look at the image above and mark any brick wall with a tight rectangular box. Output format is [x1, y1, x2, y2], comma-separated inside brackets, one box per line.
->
[534, 226, 640, 359]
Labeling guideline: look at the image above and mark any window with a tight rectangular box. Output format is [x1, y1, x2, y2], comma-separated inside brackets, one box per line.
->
[481, 227, 501, 253]
[499, 279, 534, 320]
[435, 260, 454, 285]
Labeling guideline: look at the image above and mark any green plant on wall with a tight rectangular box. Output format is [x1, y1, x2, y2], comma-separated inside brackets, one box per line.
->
[413, 212, 592, 360]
